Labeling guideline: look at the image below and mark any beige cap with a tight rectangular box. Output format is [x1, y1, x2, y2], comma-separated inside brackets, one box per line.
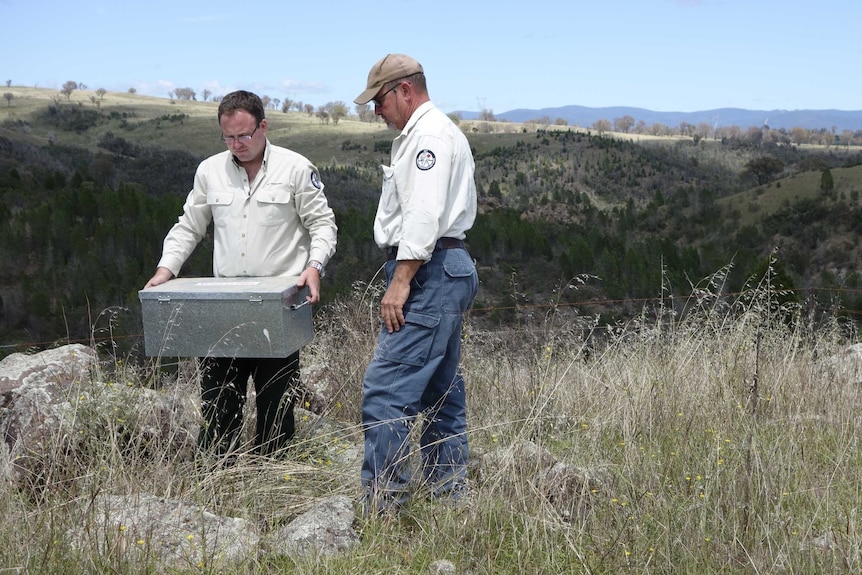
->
[354, 53, 424, 105]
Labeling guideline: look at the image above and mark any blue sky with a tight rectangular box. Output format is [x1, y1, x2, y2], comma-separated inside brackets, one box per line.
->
[2, 0, 859, 114]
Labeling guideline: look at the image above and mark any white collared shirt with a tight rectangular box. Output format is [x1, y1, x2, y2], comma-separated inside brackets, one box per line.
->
[375, 101, 477, 262]
[158, 141, 337, 277]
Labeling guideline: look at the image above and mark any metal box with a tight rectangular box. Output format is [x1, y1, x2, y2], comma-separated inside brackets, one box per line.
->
[139, 277, 312, 358]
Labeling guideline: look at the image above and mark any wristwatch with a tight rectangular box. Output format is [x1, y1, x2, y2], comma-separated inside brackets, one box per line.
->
[307, 260, 325, 278]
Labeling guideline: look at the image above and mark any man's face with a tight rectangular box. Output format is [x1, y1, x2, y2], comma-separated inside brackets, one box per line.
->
[373, 82, 406, 130]
[220, 110, 266, 162]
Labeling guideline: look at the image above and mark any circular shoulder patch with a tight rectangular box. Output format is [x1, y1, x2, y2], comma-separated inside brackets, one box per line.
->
[416, 149, 436, 170]
[310, 170, 322, 189]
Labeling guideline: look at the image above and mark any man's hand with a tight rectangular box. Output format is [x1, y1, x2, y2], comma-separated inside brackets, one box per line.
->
[296, 267, 321, 304]
[381, 260, 422, 333]
[143, 267, 174, 289]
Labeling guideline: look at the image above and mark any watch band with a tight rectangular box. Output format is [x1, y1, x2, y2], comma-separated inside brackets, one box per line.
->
[307, 260, 325, 278]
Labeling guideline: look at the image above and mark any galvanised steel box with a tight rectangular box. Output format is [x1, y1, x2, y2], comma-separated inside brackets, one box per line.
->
[139, 277, 312, 358]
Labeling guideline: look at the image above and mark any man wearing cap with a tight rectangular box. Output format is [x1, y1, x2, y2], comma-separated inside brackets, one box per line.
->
[354, 54, 478, 514]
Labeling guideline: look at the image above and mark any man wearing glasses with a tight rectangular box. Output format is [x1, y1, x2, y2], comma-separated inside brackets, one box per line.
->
[144, 90, 337, 458]
[354, 54, 478, 514]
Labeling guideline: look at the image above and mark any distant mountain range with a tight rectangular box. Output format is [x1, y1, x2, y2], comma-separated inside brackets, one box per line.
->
[455, 105, 862, 132]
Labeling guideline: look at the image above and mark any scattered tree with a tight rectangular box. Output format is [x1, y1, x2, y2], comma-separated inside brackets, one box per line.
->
[261, 95, 272, 109]
[61, 80, 78, 101]
[613, 115, 634, 133]
[742, 156, 784, 185]
[173, 87, 196, 101]
[96, 88, 107, 100]
[202, 89, 211, 102]
[479, 108, 496, 122]
[282, 98, 294, 113]
[820, 168, 834, 193]
[128, 87, 137, 94]
[328, 101, 348, 124]
[3, 93, 13, 106]
[5, 80, 11, 87]
[357, 103, 375, 122]
[592, 119, 611, 135]
[303, 103, 314, 116]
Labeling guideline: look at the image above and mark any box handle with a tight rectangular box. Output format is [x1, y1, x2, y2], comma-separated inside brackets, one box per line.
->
[290, 299, 310, 310]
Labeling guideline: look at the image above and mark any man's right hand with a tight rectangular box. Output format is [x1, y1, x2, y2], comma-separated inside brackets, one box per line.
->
[143, 267, 174, 289]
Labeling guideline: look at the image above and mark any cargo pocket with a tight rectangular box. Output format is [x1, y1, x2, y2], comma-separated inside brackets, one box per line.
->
[378, 311, 440, 367]
[443, 258, 474, 279]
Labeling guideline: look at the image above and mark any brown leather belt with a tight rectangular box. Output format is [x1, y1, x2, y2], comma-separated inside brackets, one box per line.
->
[386, 237, 465, 260]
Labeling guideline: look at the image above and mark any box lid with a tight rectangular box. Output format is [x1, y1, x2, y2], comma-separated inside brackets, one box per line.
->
[139, 276, 302, 301]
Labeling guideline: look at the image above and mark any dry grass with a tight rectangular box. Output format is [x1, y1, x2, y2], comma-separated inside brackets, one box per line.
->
[2, 265, 862, 573]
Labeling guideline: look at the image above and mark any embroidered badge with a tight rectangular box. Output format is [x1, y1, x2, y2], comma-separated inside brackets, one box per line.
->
[310, 170, 322, 189]
[416, 149, 436, 170]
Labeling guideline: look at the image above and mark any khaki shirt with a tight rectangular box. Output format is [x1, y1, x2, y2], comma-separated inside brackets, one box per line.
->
[376, 101, 477, 262]
[158, 141, 337, 278]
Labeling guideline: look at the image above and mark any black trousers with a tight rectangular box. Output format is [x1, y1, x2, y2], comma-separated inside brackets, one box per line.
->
[198, 352, 299, 456]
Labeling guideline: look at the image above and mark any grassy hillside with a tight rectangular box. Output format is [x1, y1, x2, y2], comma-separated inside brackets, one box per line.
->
[3, 86, 862, 352]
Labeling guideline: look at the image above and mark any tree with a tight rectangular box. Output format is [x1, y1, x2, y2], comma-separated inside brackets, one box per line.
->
[742, 156, 784, 185]
[790, 126, 809, 145]
[4, 80, 10, 87]
[316, 106, 330, 124]
[328, 101, 348, 124]
[61, 80, 78, 101]
[128, 87, 137, 94]
[820, 169, 834, 193]
[303, 103, 314, 116]
[202, 89, 212, 102]
[478, 108, 496, 121]
[592, 119, 610, 135]
[282, 98, 293, 113]
[173, 87, 196, 101]
[3, 93, 13, 107]
[613, 115, 634, 133]
[261, 95, 271, 109]
[96, 88, 107, 100]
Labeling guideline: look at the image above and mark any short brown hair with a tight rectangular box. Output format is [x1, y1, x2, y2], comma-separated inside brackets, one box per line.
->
[218, 90, 266, 124]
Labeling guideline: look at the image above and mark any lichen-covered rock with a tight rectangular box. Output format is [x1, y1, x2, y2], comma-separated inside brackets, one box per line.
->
[270, 495, 359, 557]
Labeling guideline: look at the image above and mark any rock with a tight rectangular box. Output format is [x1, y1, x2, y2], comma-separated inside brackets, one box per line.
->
[79, 493, 260, 569]
[476, 439, 557, 485]
[270, 495, 359, 557]
[429, 559, 457, 574]
[0, 344, 97, 484]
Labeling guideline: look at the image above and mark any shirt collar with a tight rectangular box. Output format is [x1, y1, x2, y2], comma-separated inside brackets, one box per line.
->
[400, 101, 436, 137]
[230, 139, 271, 171]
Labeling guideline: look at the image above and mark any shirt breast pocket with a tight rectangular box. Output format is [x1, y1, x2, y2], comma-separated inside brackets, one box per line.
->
[380, 165, 398, 209]
[206, 190, 236, 227]
[256, 188, 293, 226]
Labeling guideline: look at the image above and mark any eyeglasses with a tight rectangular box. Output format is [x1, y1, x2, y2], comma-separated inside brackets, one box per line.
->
[372, 83, 400, 107]
[221, 124, 259, 145]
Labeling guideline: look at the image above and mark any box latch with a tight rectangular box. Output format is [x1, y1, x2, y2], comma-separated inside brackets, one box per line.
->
[157, 295, 172, 303]
[248, 295, 263, 304]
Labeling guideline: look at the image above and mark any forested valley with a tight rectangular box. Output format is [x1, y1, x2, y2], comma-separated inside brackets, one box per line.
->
[2, 96, 862, 359]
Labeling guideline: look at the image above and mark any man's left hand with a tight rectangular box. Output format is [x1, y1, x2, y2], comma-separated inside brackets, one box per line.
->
[296, 267, 321, 303]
